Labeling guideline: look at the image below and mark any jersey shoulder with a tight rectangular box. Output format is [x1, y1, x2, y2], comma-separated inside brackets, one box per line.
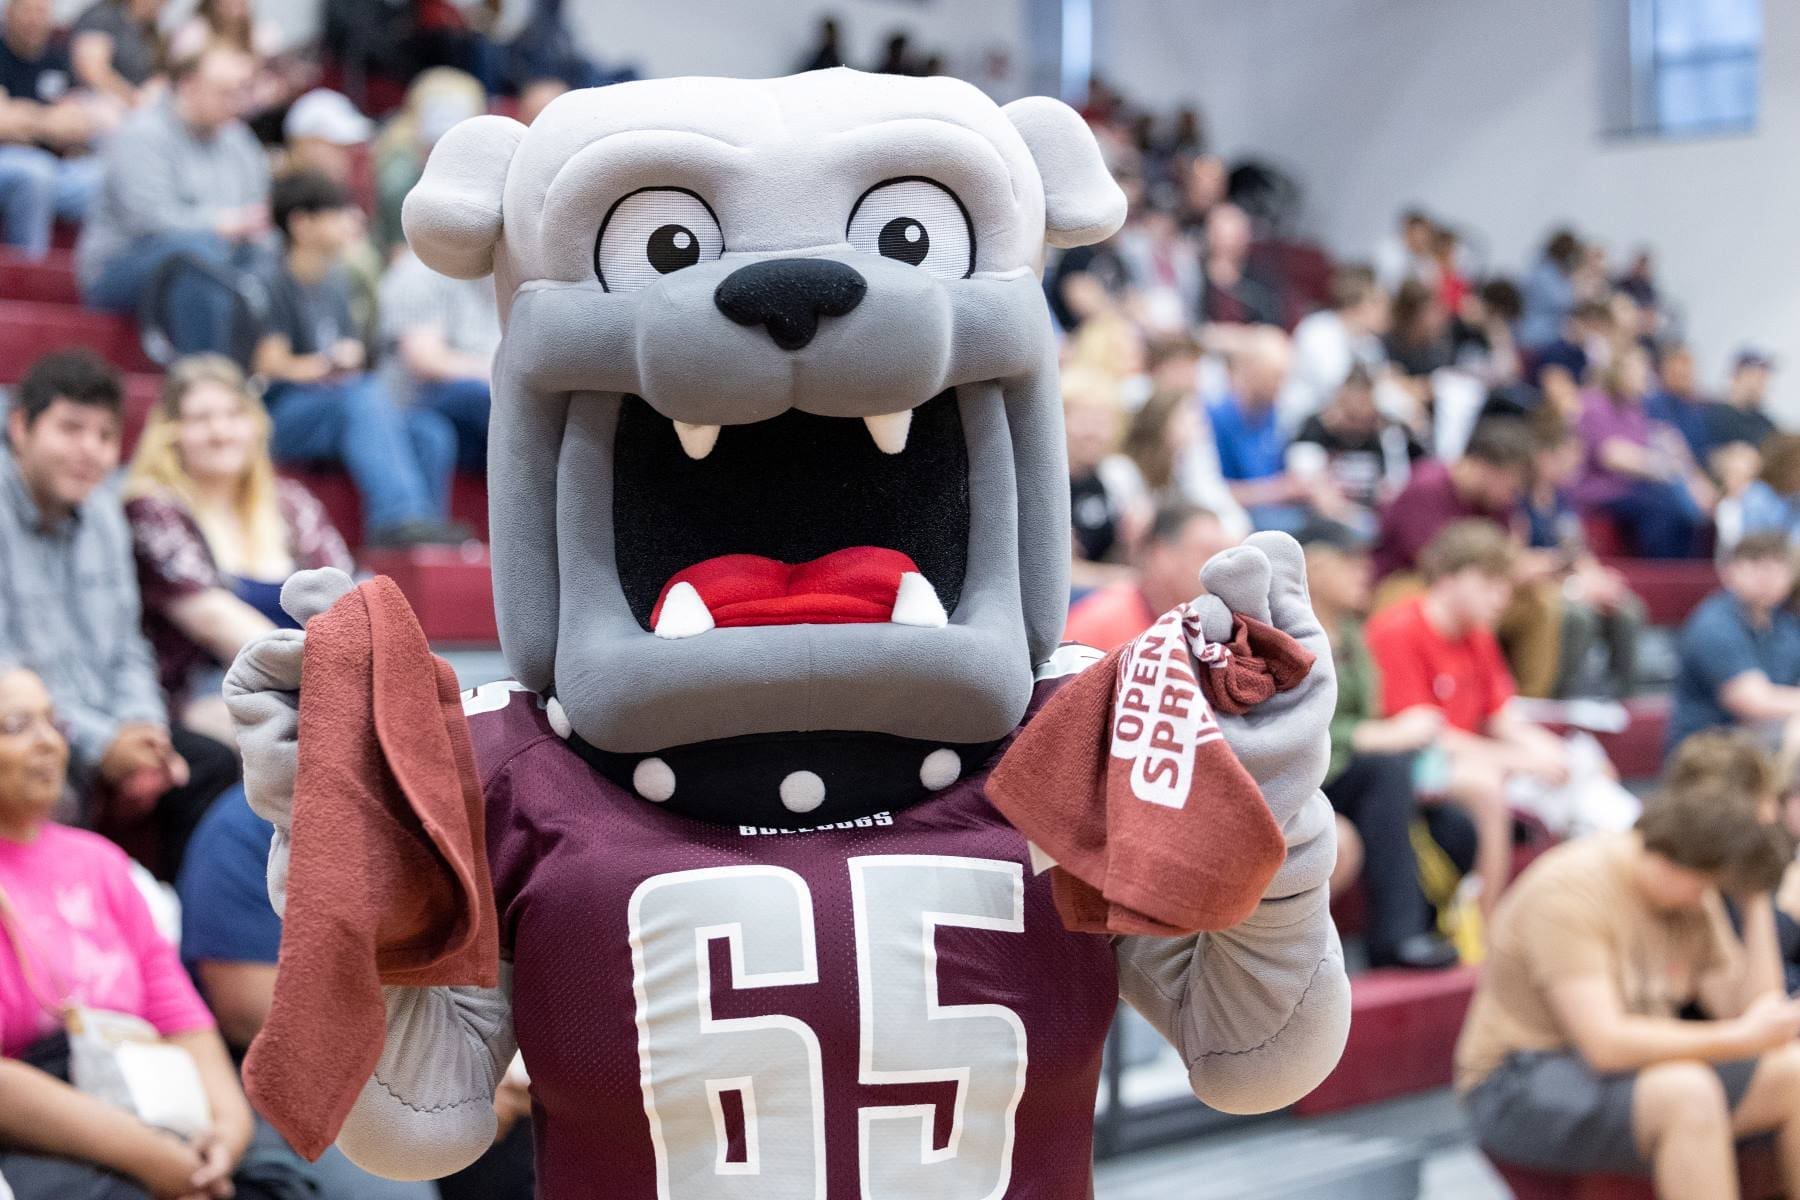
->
[462, 680, 562, 782]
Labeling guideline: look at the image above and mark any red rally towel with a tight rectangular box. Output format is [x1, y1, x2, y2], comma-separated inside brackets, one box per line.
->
[989, 605, 1313, 937]
[245, 577, 499, 1161]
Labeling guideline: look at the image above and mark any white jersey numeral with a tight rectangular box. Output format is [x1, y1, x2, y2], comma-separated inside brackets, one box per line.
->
[627, 857, 1027, 1199]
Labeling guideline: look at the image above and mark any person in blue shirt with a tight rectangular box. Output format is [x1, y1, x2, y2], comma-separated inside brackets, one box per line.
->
[1644, 343, 1711, 461]
[1207, 326, 1325, 533]
[1667, 532, 1800, 759]
[175, 796, 458, 1200]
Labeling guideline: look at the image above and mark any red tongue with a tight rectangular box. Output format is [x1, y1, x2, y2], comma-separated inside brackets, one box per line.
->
[653, 547, 922, 628]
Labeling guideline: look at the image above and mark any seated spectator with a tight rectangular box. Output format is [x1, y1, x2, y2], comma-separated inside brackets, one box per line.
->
[0, 351, 238, 877]
[1455, 774, 1800, 1198]
[1277, 262, 1390, 433]
[1370, 417, 1566, 697]
[1064, 503, 1231, 653]
[0, 667, 308, 1200]
[1733, 433, 1800, 548]
[1366, 520, 1572, 916]
[1450, 277, 1524, 389]
[1373, 207, 1434, 291]
[255, 171, 461, 546]
[372, 67, 486, 255]
[1668, 532, 1800, 759]
[1208, 327, 1327, 533]
[1287, 366, 1423, 533]
[173, 797, 453, 1200]
[69, 0, 162, 111]
[166, 0, 311, 123]
[1382, 279, 1453, 428]
[1702, 348, 1779, 469]
[1518, 227, 1584, 350]
[1573, 343, 1711, 559]
[1525, 417, 1643, 698]
[122, 356, 355, 744]
[278, 89, 381, 346]
[1646, 342, 1711, 460]
[76, 43, 274, 358]
[1118, 386, 1252, 539]
[1303, 520, 1470, 970]
[0, 0, 103, 259]
[1428, 223, 1469, 317]
[1063, 366, 1144, 591]
[378, 246, 501, 476]
[1198, 201, 1282, 328]
[1113, 202, 1201, 335]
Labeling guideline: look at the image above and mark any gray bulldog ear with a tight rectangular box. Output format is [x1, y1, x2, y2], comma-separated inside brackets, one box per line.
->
[1002, 96, 1128, 249]
[402, 114, 528, 279]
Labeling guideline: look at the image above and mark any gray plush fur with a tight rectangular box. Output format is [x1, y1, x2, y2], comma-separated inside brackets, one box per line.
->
[402, 68, 1126, 752]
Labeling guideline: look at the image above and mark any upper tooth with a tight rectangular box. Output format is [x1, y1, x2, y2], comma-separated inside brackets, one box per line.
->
[655, 581, 715, 639]
[890, 571, 948, 628]
[864, 410, 912, 455]
[673, 421, 720, 460]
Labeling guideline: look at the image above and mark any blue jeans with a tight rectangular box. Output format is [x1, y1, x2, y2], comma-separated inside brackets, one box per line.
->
[82, 229, 272, 356]
[1603, 478, 1703, 559]
[417, 376, 491, 473]
[266, 375, 455, 534]
[0, 145, 100, 259]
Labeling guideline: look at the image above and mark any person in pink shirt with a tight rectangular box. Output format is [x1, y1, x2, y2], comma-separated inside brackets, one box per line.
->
[0, 666, 275, 1200]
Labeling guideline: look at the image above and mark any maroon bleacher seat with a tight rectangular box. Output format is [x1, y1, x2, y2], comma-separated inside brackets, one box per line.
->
[1607, 558, 1719, 628]
[361, 543, 497, 644]
[0, 247, 81, 306]
[0, 299, 157, 380]
[1489, 1139, 1781, 1200]
[1293, 965, 1477, 1115]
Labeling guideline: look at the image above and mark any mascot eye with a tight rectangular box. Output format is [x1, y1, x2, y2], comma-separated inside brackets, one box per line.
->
[595, 188, 724, 292]
[846, 178, 973, 280]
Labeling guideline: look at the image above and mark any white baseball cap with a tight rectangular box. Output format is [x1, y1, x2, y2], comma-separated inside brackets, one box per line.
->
[284, 89, 375, 146]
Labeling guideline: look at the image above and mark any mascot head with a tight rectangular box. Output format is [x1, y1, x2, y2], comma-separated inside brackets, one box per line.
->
[405, 68, 1126, 821]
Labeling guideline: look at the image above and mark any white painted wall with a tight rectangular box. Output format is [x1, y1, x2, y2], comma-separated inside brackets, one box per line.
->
[1098, 0, 1800, 421]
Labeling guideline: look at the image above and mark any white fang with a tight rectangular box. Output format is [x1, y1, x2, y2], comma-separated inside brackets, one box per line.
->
[673, 421, 720, 460]
[654, 581, 715, 638]
[863, 410, 912, 455]
[890, 571, 948, 628]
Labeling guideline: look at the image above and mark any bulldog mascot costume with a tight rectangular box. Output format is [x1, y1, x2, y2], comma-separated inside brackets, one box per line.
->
[223, 68, 1349, 1198]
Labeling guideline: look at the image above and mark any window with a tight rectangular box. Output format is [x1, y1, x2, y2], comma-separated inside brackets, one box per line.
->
[1618, 0, 1761, 135]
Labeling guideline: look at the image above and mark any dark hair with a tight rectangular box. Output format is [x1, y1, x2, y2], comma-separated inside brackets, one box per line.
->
[1462, 417, 1535, 471]
[1389, 278, 1438, 337]
[1329, 263, 1379, 311]
[1727, 531, 1795, 566]
[1527, 407, 1575, 453]
[13, 349, 123, 428]
[1544, 228, 1581, 271]
[1479, 277, 1523, 322]
[272, 169, 351, 238]
[1418, 518, 1516, 583]
[1639, 781, 1792, 895]
[1146, 501, 1219, 546]
[1664, 730, 1776, 803]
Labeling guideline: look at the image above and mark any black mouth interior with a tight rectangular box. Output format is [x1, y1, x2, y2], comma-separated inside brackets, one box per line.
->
[612, 390, 970, 630]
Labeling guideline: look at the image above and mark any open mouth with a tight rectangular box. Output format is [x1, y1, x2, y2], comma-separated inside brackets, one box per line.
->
[612, 390, 970, 635]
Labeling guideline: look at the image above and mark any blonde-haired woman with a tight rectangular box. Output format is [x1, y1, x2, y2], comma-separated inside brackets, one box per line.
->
[372, 67, 488, 255]
[124, 356, 354, 743]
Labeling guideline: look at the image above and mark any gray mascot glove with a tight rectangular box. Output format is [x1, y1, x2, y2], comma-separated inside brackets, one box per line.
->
[1114, 531, 1351, 1113]
[221, 567, 356, 914]
[222, 566, 515, 1179]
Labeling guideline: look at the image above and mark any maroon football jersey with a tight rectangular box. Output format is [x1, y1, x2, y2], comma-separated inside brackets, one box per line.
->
[465, 677, 1119, 1199]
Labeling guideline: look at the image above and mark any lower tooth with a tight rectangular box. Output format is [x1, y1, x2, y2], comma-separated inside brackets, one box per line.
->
[655, 582, 715, 638]
[864, 410, 912, 455]
[890, 572, 948, 628]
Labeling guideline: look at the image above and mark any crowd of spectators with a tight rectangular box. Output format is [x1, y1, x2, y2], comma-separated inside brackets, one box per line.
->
[0, 7, 1794, 1196]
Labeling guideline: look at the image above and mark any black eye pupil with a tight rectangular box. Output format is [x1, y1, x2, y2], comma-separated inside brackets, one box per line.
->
[878, 217, 929, 265]
[647, 224, 701, 273]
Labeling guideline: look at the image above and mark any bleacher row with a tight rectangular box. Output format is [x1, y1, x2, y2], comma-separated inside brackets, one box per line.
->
[0, 237, 1740, 1195]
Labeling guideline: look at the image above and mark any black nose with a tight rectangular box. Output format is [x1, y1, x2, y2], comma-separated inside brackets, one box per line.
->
[714, 258, 866, 351]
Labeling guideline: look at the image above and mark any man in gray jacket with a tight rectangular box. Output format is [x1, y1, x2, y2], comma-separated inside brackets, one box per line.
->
[75, 43, 273, 356]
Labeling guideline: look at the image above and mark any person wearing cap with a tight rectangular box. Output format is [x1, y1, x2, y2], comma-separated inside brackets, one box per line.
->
[1302, 519, 1470, 970]
[280, 88, 373, 187]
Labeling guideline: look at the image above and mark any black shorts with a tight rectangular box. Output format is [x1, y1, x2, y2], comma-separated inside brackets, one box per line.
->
[1464, 1050, 1761, 1175]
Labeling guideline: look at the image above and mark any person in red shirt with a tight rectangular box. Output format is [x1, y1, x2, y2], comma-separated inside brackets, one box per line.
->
[1064, 503, 1232, 652]
[1366, 519, 1571, 916]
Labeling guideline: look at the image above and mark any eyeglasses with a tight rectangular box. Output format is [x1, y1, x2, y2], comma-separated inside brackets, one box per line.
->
[0, 711, 66, 741]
